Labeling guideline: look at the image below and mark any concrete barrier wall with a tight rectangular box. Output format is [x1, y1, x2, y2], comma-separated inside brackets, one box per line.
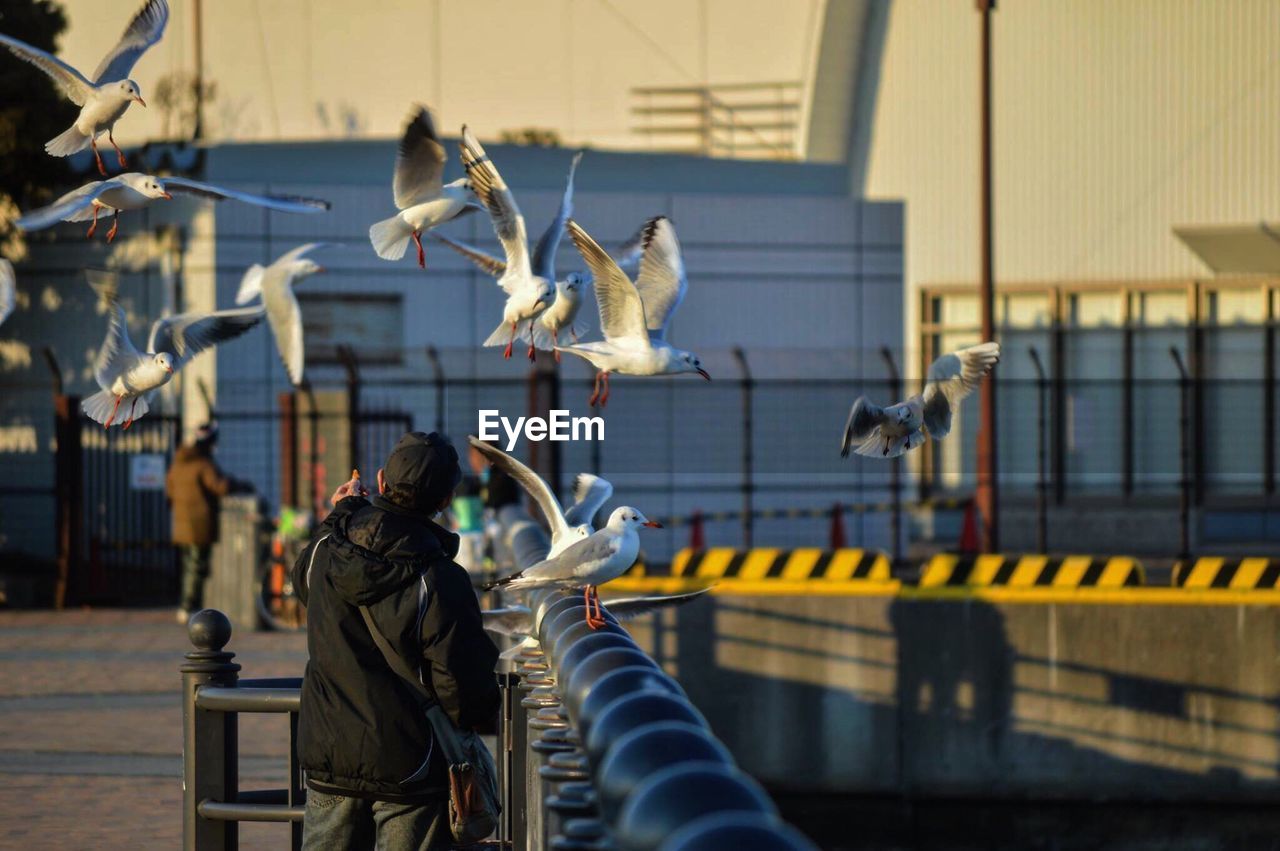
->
[615, 591, 1280, 802]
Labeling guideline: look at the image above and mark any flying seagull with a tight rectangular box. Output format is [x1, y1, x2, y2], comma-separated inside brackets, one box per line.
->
[83, 271, 264, 429]
[0, 0, 168, 175]
[368, 105, 479, 268]
[560, 217, 709, 407]
[458, 126, 553, 360]
[16, 173, 331, 243]
[840, 341, 1002, 458]
[467, 436, 612, 558]
[434, 151, 590, 361]
[484, 506, 662, 629]
[234, 243, 330, 386]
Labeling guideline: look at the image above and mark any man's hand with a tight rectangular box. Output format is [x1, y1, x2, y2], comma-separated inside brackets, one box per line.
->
[330, 475, 369, 506]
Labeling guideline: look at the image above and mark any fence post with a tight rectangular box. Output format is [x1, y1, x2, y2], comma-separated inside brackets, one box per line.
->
[1029, 347, 1048, 554]
[45, 348, 81, 609]
[879, 347, 902, 562]
[337, 345, 360, 474]
[181, 609, 241, 851]
[732, 347, 753, 548]
[425, 346, 446, 435]
[1170, 347, 1191, 561]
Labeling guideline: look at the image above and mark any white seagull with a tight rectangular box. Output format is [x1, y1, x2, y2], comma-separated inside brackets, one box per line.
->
[841, 341, 1002, 459]
[467, 436, 613, 558]
[0, 260, 14, 328]
[368, 105, 478, 268]
[83, 271, 264, 429]
[458, 126, 554, 360]
[16, 173, 331, 243]
[433, 151, 590, 361]
[483, 506, 662, 629]
[234, 243, 329, 387]
[561, 217, 709, 407]
[0, 0, 167, 176]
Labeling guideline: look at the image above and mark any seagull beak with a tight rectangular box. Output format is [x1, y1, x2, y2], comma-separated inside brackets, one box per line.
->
[696, 368, 711, 381]
[642, 521, 663, 529]
[134, 96, 147, 108]
[161, 192, 173, 200]
[164, 365, 173, 374]
[315, 266, 326, 274]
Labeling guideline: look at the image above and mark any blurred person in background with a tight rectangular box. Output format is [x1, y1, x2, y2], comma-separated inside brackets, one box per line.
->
[452, 441, 520, 579]
[167, 422, 248, 623]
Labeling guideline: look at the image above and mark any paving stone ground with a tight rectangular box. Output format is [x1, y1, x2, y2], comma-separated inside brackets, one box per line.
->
[0, 608, 309, 850]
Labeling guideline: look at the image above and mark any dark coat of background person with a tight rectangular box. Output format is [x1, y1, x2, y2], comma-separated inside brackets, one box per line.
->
[291, 494, 501, 802]
[166, 444, 234, 545]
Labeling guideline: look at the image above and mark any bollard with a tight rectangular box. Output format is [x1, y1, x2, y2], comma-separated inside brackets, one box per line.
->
[181, 610, 242, 851]
[614, 761, 777, 851]
[663, 811, 819, 851]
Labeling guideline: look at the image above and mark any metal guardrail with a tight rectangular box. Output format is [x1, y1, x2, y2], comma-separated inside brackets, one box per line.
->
[180, 611, 304, 851]
[493, 508, 817, 850]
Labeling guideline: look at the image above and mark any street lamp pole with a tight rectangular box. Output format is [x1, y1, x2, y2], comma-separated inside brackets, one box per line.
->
[976, 0, 1000, 552]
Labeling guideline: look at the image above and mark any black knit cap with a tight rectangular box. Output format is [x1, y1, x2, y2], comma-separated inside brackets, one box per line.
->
[382, 432, 462, 512]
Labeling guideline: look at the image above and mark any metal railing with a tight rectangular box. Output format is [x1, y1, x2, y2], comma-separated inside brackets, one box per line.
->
[180, 610, 304, 851]
[491, 507, 817, 850]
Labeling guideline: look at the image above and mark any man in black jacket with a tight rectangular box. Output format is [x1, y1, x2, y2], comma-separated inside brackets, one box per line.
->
[292, 432, 500, 850]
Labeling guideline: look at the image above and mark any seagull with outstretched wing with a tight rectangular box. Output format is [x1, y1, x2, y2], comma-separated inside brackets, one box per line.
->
[840, 341, 1002, 459]
[559, 217, 709, 407]
[17, 173, 330, 243]
[0, 0, 168, 175]
[235, 243, 331, 387]
[82, 270, 264, 429]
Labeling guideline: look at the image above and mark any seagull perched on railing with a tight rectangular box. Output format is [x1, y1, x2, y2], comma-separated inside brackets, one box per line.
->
[458, 126, 554, 360]
[0, 0, 168, 176]
[16, 174, 331, 243]
[467, 436, 613, 557]
[840, 341, 1002, 459]
[560, 217, 709, 407]
[483, 507, 661, 629]
[368, 105, 479, 268]
[234, 243, 331, 387]
[82, 271, 264, 429]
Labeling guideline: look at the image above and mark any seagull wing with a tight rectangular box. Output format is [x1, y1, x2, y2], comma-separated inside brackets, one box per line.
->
[430, 232, 507, 278]
[264, 285, 305, 386]
[91, 0, 169, 84]
[520, 532, 622, 585]
[234, 264, 266, 305]
[161, 177, 331, 214]
[567, 221, 649, 345]
[921, 341, 1001, 439]
[15, 180, 118, 231]
[633, 217, 687, 341]
[86, 270, 139, 389]
[563, 473, 613, 528]
[530, 151, 582, 282]
[840, 396, 888, 458]
[393, 105, 446, 209]
[459, 126, 531, 284]
[147, 304, 265, 369]
[276, 242, 331, 265]
[467, 436, 572, 543]
[0, 260, 14, 327]
[0, 33, 92, 105]
[606, 588, 712, 620]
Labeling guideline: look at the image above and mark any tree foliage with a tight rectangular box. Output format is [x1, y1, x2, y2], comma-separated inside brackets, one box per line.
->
[0, 0, 77, 260]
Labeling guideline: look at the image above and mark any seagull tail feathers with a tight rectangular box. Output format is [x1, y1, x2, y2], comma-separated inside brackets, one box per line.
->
[482, 570, 525, 591]
[82, 391, 148, 426]
[483, 319, 514, 348]
[369, 215, 412, 261]
[45, 125, 91, 157]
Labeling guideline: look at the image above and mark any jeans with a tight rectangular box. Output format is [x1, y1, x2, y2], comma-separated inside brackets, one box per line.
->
[179, 544, 211, 611]
[302, 790, 447, 851]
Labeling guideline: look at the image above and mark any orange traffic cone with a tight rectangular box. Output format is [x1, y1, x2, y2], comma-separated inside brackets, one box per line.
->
[829, 503, 846, 549]
[959, 500, 981, 553]
[689, 510, 705, 550]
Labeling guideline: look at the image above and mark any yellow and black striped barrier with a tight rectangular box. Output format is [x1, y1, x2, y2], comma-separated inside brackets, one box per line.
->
[920, 553, 1144, 589]
[1173, 557, 1280, 589]
[672, 547, 892, 582]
